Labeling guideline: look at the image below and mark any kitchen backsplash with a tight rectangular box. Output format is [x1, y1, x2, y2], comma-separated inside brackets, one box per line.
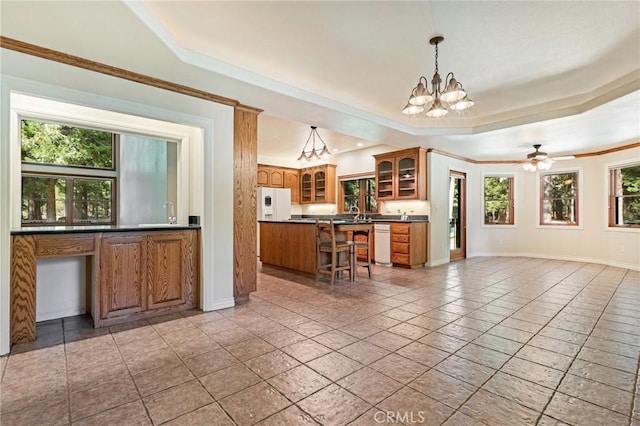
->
[380, 200, 430, 216]
[296, 200, 429, 217]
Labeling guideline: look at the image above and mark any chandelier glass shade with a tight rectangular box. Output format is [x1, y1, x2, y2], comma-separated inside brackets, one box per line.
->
[297, 126, 332, 162]
[402, 35, 474, 118]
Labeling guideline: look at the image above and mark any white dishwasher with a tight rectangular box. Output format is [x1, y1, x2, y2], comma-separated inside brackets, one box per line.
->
[374, 224, 392, 266]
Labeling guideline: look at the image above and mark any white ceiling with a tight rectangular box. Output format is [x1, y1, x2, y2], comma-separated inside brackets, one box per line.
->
[1, 1, 639, 162]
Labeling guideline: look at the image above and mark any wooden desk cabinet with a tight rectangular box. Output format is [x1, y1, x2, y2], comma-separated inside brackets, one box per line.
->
[11, 228, 199, 345]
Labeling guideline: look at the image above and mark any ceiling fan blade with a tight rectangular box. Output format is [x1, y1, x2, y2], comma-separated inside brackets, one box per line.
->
[551, 155, 575, 161]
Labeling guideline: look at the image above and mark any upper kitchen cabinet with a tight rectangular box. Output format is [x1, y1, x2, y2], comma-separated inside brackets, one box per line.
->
[300, 164, 336, 204]
[374, 147, 427, 201]
[258, 164, 300, 204]
[257, 164, 284, 187]
[283, 169, 300, 204]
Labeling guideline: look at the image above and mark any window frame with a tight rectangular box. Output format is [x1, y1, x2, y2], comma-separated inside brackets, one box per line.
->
[608, 161, 640, 229]
[338, 173, 377, 214]
[482, 174, 515, 226]
[21, 172, 117, 226]
[20, 119, 118, 226]
[537, 167, 582, 228]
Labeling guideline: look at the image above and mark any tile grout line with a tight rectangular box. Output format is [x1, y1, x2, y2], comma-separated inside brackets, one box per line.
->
[431, 262, 613, 425]
[378, 260, 583, 424]
[533, 266, 628, 425]
[63, 321, 72, 425]
[627, 272, 640, 426]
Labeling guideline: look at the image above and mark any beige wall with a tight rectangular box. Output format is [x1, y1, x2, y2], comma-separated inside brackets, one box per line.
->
[429, 148, 640, 269]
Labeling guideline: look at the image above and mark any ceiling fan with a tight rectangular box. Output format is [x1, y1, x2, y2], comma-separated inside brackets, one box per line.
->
[521, 144, 575, 172]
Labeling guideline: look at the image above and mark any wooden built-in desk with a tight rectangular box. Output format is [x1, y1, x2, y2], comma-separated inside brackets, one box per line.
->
[10, 226, 200, 346]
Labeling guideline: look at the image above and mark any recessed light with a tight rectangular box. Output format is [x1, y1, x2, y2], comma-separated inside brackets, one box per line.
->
[332, 148, 339, 152]
[357, 142, 363, 147]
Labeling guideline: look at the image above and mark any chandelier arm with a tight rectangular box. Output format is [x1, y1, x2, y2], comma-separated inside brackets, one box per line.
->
[301, 131, 314, 153]
[444, 72, 455, 85]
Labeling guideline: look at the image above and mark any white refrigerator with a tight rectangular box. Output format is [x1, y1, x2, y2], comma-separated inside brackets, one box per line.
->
[257, 187, 291, 257]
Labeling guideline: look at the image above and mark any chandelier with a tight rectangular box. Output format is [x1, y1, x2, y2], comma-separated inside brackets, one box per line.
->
[402, 35, 474, 118]
[297, 126, 332, 162]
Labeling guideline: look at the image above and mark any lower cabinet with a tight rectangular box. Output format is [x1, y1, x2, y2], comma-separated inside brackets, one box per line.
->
[390, 223, 427, 268]
[100, 233, 147, 319]
[99, 230, 198, 324]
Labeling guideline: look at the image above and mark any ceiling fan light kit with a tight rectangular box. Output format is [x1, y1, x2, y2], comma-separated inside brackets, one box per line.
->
[297, 126, 332, 163]
[521, 144, 574, 172]
[402, 35, 474, 118]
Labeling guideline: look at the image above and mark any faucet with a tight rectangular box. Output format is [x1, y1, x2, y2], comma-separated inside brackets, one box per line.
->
[350, 205, 360, 222]
[164, 201, 176, 224]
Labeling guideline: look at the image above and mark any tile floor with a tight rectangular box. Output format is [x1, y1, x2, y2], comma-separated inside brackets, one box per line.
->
[1, 257, 639, 425]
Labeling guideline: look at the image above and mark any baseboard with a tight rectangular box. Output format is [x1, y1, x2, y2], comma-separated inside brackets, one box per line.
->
[468, 251, 640, 272]
[426, 257, 449, 267]
[204, 297, 235, 311]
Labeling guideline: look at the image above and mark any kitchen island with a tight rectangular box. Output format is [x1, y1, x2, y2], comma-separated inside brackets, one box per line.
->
[259, 220, 374, 276]
[10, 225, 200, 345]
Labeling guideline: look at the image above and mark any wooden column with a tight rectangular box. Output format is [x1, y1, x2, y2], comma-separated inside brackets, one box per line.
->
[10, 235, 37, 344]
[233, 106, 260, 304]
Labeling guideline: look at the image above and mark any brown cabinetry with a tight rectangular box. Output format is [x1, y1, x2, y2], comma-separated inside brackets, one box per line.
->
[390, 222, 427, 268]
[99, 229, 198, 324]
[374, 148, 427, 201]
[283, 169, 300, 204]
[300, 164, 336, 204]
[148, 232, 191, 310]
[258, 164, 300, 204]
[100, 234, 147, 319]
[257, 165, 284, 188]
[10, 228, 200, 345]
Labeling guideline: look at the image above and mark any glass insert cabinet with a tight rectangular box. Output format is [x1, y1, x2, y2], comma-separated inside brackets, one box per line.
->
[374, 147, 427, 201]
[300, 164, 337, 204]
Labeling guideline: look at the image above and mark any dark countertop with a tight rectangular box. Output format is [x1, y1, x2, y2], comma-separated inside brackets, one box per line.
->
[260, 219, 428, 225]
[11, 224, 201, 235]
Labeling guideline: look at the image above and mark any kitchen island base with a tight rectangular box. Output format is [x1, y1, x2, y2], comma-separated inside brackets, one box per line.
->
[259, 221, 374, 279]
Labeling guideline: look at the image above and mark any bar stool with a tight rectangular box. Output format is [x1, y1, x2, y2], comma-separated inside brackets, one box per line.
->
[316, 219, 354, 285]
[352, 229, 372, 278]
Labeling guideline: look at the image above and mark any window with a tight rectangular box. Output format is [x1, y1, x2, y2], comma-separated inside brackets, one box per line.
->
[483, 176, 514, 225]
[540, 171, 579, 226]
[609, 163, 640, 227]
[21, 119, 117, 225]
[339, 175, 377, 213]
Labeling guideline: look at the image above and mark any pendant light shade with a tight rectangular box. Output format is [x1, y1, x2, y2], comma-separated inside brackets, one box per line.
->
[297, 126, 332, 162]
[403, 35, 474, 117]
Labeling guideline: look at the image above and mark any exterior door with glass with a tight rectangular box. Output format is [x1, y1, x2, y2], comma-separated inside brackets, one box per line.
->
[449, 171, 466, 261]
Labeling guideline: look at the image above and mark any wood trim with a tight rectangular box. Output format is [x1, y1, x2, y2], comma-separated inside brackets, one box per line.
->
[428, 142, 640, 164]
[233, 108, 258, 302]
[538, 171, 580, 227]
[0, 36, 262, 113]
[337, 172, 375, 181]
[449, 171, 467, 261]
[574, 141, 640, 158]
[10, 235, 37, 344]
